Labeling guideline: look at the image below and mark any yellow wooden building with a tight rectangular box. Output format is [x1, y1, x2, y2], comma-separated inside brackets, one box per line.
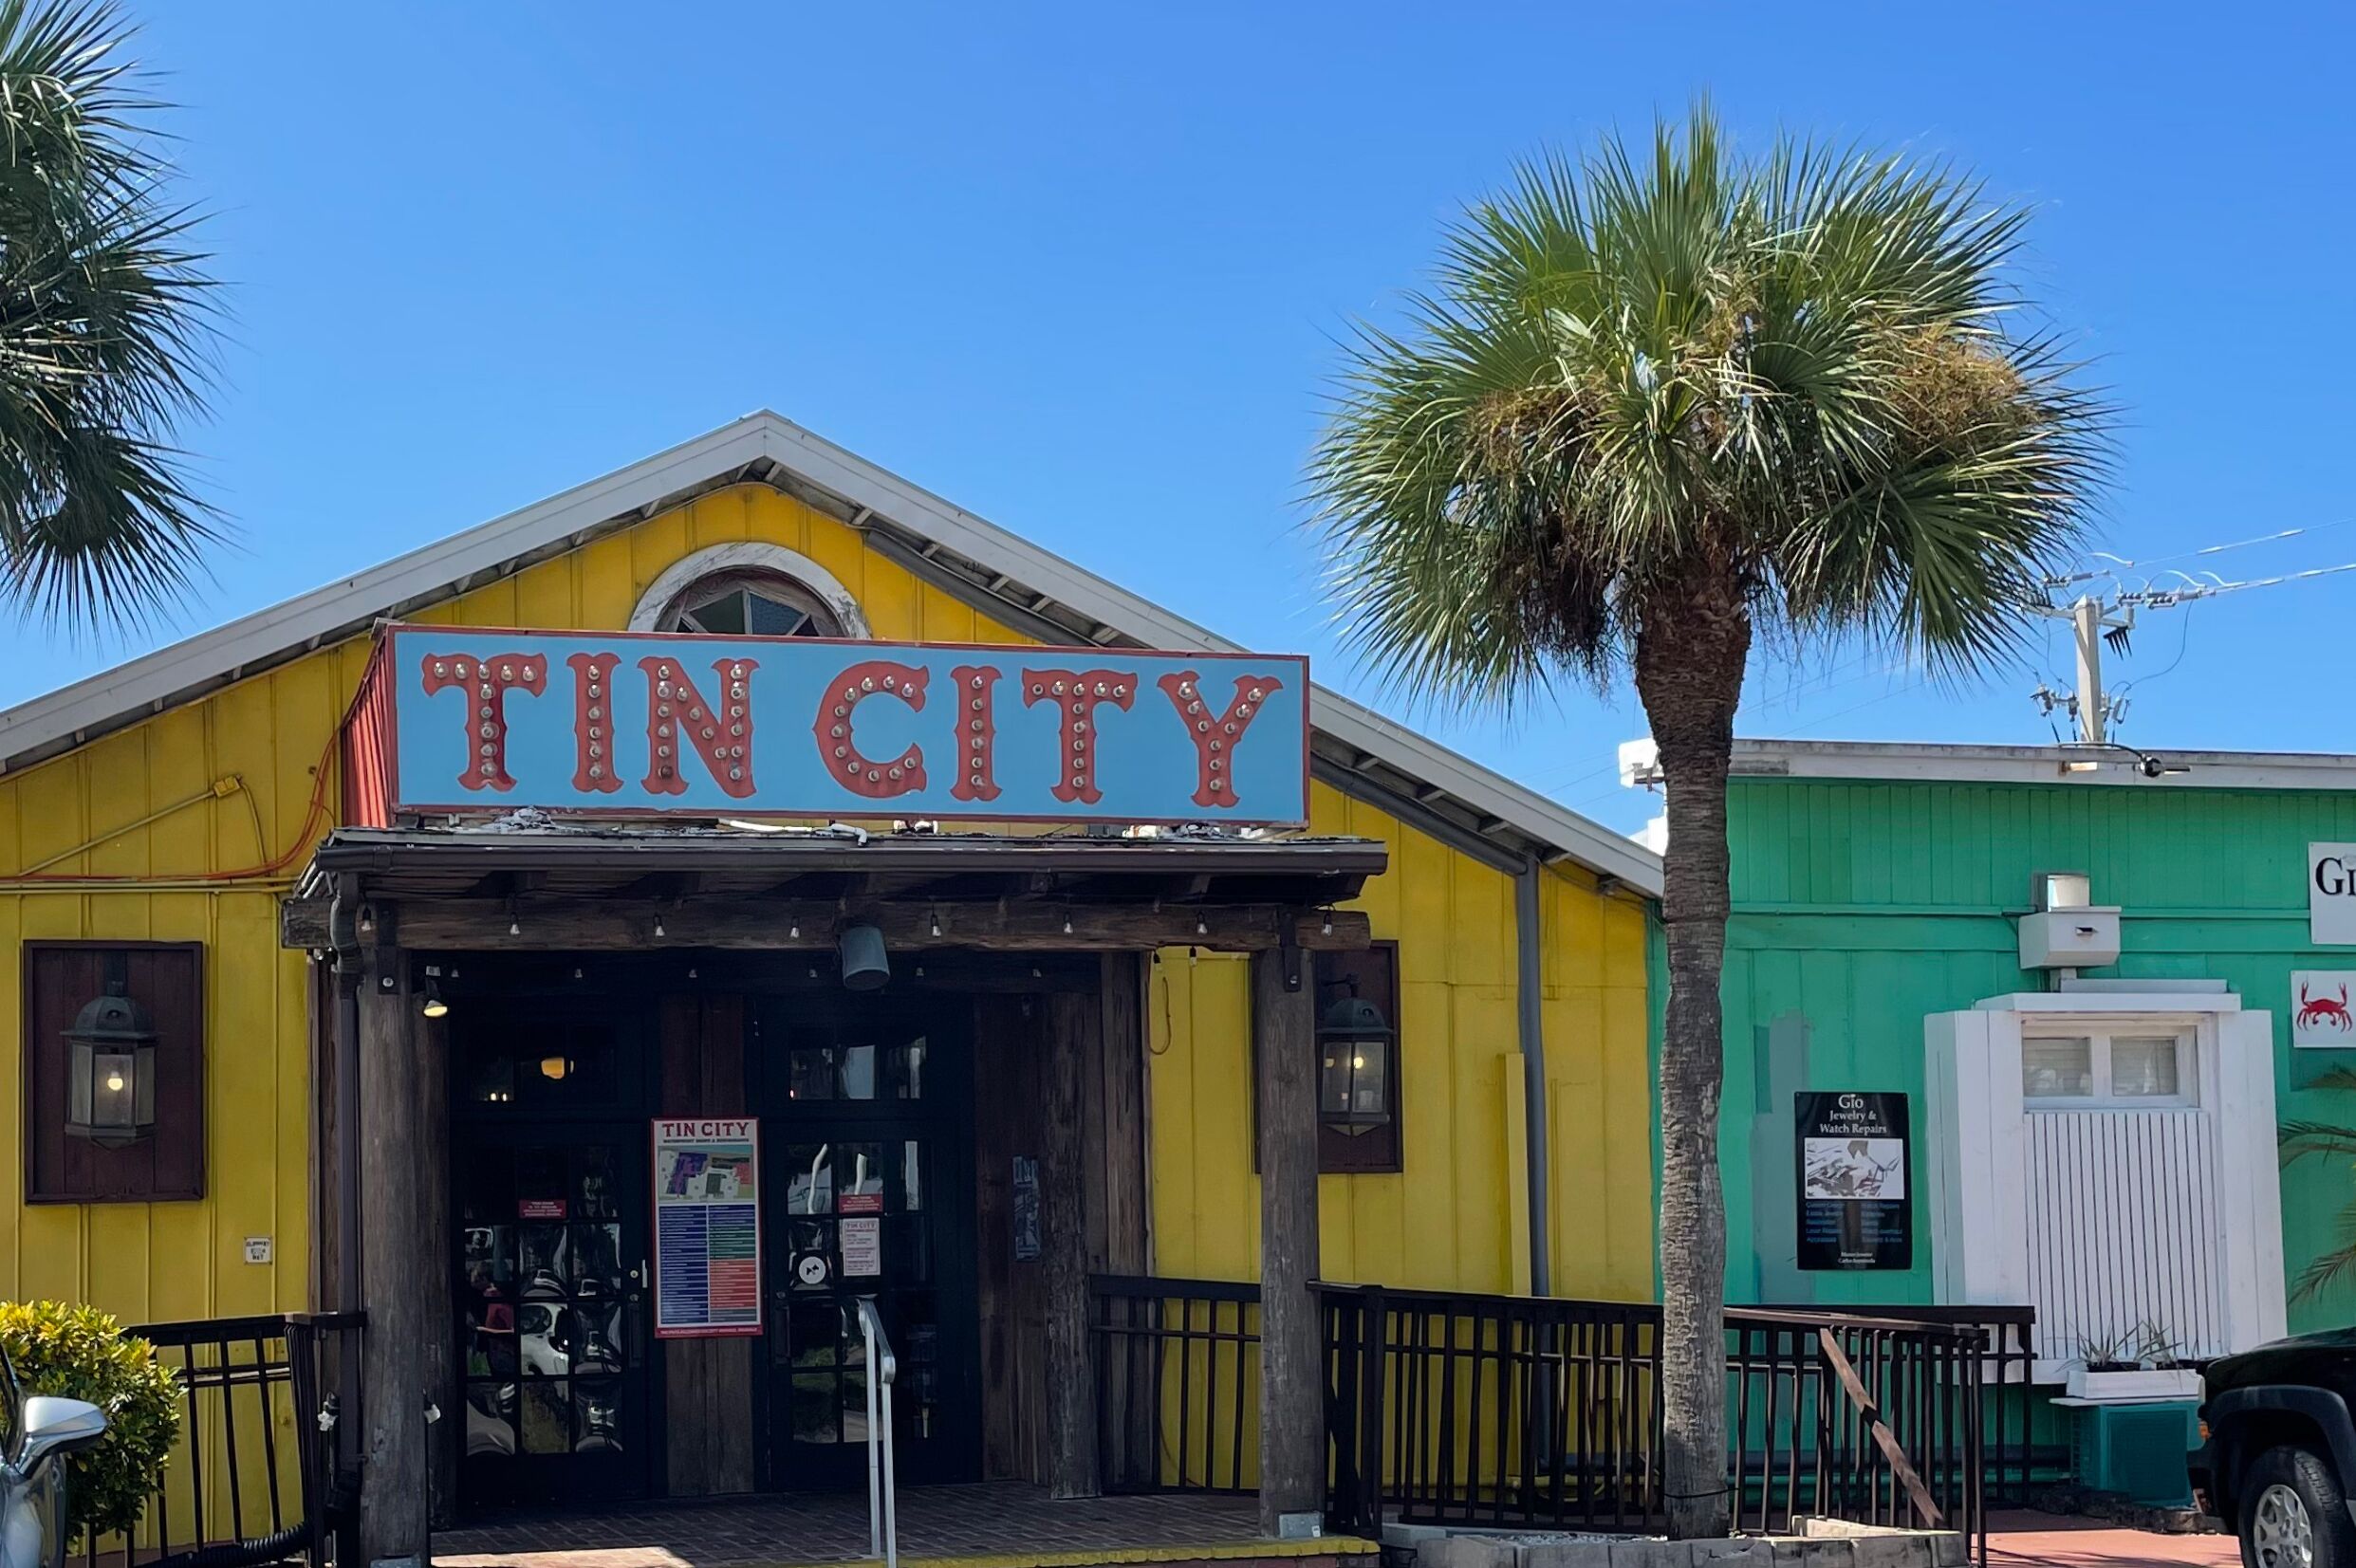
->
[0, 414, 1660, 1552]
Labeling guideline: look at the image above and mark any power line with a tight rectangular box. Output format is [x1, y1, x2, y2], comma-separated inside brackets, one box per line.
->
[2121, 558, 2356, 608]
[2047, 517, 2356, 588]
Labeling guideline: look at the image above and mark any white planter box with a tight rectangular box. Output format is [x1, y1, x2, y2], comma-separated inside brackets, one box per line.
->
[2066, 1367, 2204, 1402]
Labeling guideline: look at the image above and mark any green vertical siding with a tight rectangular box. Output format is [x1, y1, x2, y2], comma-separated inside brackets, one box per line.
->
[1718, 776, 2356, 1330]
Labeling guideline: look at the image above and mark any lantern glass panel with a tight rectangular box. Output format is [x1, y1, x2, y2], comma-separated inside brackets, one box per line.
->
[69, 1042, 149, 1146]
[1320, 1046, 1351, 1117]
[1317, 1027, 1391, 1130]
[68, 1039, 92, 1130]
[1346, 1039, 1387, 1118]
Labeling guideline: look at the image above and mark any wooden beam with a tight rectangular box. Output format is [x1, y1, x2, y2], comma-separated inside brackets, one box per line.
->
[298, 898, 1371, 953]
[358, 910, 433, 1565]
[458, 869, 545, 899]
[1252, 945, 1322, 1537]
[617, 870, 700, 899]
[1093, 953, 1148, 1275]
[283, 896, 329, 950]
[1040, 989, 1100, 1499]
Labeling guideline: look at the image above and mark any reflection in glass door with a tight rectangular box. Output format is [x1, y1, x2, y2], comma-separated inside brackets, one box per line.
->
[758, 1006, 979, 1487]
[451, 999, 656, 1511]
[456, 1134, 652, 1507]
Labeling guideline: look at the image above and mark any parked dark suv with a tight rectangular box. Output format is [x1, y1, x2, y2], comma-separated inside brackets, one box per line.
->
[2198, 1330, 2356, 1566]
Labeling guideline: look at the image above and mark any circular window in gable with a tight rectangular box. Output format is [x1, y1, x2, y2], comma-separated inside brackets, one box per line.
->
[663, 570, 841, 637]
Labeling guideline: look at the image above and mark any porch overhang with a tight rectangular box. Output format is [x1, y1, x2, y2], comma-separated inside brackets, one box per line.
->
[279, 822, 1385, 952]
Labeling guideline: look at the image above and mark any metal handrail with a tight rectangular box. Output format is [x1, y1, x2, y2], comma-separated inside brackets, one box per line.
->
[856, 1297, 899, 1568]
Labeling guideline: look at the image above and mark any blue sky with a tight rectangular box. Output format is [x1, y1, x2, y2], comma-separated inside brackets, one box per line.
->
[12, 1, 2351, 836]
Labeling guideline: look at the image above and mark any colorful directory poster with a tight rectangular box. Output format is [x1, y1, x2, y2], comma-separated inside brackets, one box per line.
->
[653, 1117, 763, 1337]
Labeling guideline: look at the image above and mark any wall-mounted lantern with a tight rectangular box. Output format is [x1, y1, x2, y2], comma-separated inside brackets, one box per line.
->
[1318, 991, 1393, 1134]
[65, 962, 158, 1149]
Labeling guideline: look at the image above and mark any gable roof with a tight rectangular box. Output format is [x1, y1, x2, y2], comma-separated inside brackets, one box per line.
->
[0, 412, 1662, 895]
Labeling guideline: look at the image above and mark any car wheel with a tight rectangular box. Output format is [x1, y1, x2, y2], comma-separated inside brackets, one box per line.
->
[2242, 1445, 2356, 1568]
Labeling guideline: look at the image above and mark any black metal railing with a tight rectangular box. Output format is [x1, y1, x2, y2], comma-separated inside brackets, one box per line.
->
[1724, 1309, 1990, 1558]
[1089, 1273, 2031, 1560]
[1811, 1303, 2039, 1508]
[1325, 1285, 1666, 1534]
[1090, 1275, 1262, 1492]
[79, 1311, 362, 1568]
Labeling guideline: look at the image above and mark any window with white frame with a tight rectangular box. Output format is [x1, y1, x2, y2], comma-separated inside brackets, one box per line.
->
[2021, 1024, 2197, 1108]
[661, 570, 842, 637]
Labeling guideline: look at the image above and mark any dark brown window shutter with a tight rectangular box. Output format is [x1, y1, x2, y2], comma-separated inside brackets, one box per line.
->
[24, 942, 205, 1203]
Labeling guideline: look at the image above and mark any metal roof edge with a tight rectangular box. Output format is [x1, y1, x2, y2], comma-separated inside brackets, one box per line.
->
[0, 411, 1663, 895]
[0, 414, 782, 763]
[1730, 736, 2356, 792]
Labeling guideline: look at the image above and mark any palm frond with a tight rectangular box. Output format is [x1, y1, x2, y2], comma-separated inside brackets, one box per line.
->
[0, 0, 217, 630]
[1311, 103, 2107, 716]
[2280, 1118, 2356, 1166]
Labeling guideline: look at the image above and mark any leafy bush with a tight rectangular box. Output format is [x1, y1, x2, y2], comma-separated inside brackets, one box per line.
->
[0, 1301, 182, 1539]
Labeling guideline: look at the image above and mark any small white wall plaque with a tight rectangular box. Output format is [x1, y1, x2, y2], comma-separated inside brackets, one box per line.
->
[243, 1236, 272, 1264]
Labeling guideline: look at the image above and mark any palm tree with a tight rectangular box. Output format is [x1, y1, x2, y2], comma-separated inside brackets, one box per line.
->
[1311, 108, 2104, 1537]
[0, 0, 214, 628]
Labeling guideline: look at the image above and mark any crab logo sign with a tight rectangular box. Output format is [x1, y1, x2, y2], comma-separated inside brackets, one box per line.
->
[2293, 970, 2356, 1048]
[2311, 844, 2356, 945]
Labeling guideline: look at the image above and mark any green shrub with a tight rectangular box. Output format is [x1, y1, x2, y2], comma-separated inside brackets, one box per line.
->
[0, 1301, 182, 1540]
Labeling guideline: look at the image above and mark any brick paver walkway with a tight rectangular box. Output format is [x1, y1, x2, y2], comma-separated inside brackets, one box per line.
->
[435, 1485, 1277, 1568]
[439, 1495, 2236, 1568]
[1987, 1511, 2235, 1567]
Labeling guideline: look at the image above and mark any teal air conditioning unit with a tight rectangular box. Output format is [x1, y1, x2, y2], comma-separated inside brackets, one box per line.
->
[2071, 1400, 2199, 1506]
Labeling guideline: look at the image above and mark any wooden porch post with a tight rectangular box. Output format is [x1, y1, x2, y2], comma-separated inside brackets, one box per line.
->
[421, 1005, 456, 1527]
[1253, 944, 1323, 1537]
[1041, 989, 1102, 1499]
[358, 911, 434, 1566]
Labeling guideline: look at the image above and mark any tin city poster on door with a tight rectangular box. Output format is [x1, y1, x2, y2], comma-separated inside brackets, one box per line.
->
[653, 1118, 764, 1337]
[1794, 1092, 1912, 1270]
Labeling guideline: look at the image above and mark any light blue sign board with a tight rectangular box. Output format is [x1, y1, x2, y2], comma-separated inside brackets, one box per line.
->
[380, 624, 1312, 826]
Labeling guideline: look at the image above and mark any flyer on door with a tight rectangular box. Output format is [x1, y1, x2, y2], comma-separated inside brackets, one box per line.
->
[652, 1117, 764, 1337]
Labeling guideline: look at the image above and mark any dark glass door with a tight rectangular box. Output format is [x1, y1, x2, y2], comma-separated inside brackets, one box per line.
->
[755, 1001, 980, 1488]
[452, 1003, 658, 1510]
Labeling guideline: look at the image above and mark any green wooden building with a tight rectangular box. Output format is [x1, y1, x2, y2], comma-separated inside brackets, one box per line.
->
[1644, 739, 2356, 1384]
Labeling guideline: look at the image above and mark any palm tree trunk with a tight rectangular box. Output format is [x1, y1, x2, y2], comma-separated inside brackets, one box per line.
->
[1633, 585, 1751, 1540]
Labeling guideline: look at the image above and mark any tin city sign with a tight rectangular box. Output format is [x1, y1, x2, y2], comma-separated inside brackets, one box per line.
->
[372, 624, 1313, 826]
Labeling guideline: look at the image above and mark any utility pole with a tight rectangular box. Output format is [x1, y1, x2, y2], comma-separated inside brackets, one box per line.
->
[2031, 593, 2133, 744]
[2071, 595, 2106, 745]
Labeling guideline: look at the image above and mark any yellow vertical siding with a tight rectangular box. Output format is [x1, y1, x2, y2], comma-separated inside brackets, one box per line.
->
[1, 476, 1655, 1337]
[1145, 782, 1655, 1301]
[0, 484, 1029, 1326]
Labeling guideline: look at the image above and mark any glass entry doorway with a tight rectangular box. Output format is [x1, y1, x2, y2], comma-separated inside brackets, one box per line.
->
[451, 1000, 659, 1510]
[754, 998, 981, 1488]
